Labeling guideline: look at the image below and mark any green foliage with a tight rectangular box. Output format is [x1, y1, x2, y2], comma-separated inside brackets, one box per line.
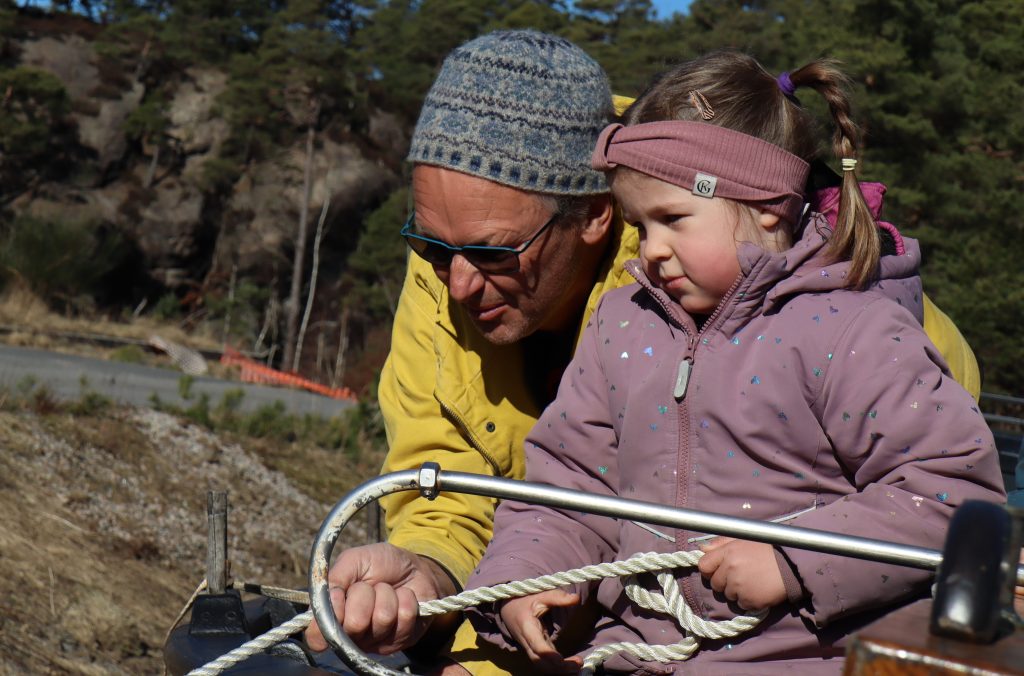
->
[146, 386, 385, 460]
[217, 0, 367, 164]
[0, 377, 57, 415]
[0, 66, 69, 157]
[198, 156, 243, 194]
[11, 0, 1024, 396]
[342, 187, 410, 322]
[204, 278, 272, 347]
[109, 345, 147, 364]
[70, 376, 114, 416]
[152, 293, 183, 320]
[178, 375, 194, 400]
[123, 92, 169, 141]
[0, 214, 134, 311]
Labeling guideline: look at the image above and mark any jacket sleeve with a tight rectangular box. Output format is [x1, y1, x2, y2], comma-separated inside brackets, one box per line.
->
[780, 299, 1005, 627]
[377, 255, 500, 588]
[467, 299, 622, 648]
[922, 294, 981, 401]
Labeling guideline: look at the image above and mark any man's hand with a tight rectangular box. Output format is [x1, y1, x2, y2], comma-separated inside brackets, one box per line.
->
[304, 542, 457, 655]
[498, 590, 581, 674]
[697, 538, 787, 611]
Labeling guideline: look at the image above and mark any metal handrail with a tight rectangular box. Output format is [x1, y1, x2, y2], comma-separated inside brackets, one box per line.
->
[308, 464, 1024, 676]
[981, 392, 1024, 407]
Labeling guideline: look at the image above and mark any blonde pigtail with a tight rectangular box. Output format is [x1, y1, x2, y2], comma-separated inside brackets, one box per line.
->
[790, 62, 880, 288]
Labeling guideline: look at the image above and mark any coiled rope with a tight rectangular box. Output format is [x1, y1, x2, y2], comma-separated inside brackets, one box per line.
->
[186, 549, 763, 676]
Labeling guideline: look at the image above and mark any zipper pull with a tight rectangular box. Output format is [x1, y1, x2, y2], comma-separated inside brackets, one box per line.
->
[674, 358, 692, 400]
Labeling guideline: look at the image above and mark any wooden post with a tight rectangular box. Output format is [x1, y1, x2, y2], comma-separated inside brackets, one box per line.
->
[366, 501, 381, 545]
[206, 491, 228, 594]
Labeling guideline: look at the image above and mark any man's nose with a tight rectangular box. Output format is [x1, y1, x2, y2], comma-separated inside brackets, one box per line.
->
[444, 254, 485, 302]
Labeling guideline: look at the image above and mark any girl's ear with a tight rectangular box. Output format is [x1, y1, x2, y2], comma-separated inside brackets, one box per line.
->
[758, 211, 781, 231]
[580, 194, 615, 245]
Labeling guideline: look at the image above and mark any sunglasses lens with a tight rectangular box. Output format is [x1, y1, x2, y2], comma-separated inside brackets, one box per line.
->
[465, 250, 518, 272]
[402, 226, 520, 272]
[407, 238, 454, 266]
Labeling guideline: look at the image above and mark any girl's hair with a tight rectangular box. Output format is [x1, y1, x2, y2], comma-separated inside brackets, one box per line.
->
[623, 51, 880, 288]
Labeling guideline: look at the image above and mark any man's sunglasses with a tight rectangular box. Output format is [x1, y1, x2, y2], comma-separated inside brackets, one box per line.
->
[400, 211, 559, 273]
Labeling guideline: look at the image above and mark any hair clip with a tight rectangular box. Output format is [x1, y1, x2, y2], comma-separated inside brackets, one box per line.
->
[841, 158, 857, 172]
[688, 90, 715, 120]
[777, 72, 797, 97]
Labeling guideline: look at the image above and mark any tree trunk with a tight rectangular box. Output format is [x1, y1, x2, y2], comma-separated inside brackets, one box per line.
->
[282, 109, 318, 371]
[143, 143, 160, 189]
[332, 306, 350, 390]
[293, 196, 330, 372]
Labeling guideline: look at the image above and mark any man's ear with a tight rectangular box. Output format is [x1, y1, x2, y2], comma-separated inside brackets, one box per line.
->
[580, 194, 614, 245]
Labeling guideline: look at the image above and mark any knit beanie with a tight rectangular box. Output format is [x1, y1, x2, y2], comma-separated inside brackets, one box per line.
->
[407, 30, 613, 195]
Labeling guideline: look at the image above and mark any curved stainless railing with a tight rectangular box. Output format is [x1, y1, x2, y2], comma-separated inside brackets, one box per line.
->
[308, 463, 1023, 676]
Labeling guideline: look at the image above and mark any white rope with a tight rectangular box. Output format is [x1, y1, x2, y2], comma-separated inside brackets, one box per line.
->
[187, 550, 763, 675]
[186, 610, 313, 676]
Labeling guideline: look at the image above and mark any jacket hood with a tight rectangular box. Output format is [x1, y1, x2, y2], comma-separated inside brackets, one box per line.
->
[625, 208, 923, 336]
[810, 182, 906, 255]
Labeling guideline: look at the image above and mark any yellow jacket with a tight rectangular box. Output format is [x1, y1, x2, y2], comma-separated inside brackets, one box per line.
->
[379, 219, 640, 587]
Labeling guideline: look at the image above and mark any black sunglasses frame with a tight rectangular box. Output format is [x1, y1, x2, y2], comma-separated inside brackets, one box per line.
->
[400, 211, 559, 273]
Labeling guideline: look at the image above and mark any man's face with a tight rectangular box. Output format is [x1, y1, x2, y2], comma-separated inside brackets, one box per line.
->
[410, 166, 593, 345]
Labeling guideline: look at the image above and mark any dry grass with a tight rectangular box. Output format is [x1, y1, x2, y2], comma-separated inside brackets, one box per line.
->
[0, 281, 222, 357]
[0, 282, 390, 673]
[0, 405, 381, 675]
[0, 281, 243, 377]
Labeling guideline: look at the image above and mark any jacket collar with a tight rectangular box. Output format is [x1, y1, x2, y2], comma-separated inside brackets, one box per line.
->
[624, 210, 923, 337]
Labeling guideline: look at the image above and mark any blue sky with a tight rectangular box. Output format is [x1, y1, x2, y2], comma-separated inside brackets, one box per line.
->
[651, 0, 694, 19]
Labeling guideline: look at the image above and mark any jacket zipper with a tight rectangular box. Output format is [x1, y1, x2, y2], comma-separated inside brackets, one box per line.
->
[676, 275, 745, 623]
[676, 332, 700, 620]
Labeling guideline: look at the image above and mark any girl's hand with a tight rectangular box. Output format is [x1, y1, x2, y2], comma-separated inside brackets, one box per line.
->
[499, 590, 582, 674]
[697, 538, 787, 611]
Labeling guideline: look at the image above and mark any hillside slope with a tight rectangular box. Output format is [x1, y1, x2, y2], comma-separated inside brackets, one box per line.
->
[0, 406, 373, 675]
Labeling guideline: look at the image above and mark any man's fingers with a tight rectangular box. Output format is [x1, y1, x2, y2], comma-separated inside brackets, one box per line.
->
[369, 582, 400, 644]
[304, 586, 346, 652]
[385, 586, 422, 652]
[342, 581, 377, 638]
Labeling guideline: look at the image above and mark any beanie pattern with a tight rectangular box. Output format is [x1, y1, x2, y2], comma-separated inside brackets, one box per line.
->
[408, 30, 612, 195]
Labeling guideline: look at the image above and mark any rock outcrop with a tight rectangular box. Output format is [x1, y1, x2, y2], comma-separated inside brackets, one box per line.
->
[6, 12, 402, 297]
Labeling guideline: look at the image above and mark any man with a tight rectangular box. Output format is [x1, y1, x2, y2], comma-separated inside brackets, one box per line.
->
[305, 30, 981, 675]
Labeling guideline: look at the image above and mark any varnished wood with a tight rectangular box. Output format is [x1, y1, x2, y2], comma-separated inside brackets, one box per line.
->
[845, 599, 1024, 675]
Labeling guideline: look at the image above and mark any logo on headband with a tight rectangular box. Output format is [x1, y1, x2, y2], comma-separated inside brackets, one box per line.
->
[693, 173, 717, 198]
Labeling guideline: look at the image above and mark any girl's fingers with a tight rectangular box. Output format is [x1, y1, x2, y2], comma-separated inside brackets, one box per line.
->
[698, 543, 725, 576]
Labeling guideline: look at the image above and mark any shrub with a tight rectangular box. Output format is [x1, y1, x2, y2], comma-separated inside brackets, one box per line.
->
[0, 214, 135, 312]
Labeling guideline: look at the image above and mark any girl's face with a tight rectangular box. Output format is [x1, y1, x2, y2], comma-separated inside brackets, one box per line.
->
[610, 170, 775, 317]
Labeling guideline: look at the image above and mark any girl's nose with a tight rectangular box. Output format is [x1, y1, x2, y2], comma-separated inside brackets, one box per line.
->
[443, 254, 485, 303]
[642, 227, 672, 262]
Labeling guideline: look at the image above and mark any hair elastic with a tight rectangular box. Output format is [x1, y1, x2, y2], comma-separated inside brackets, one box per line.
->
[776, 72, 796, 97]
[841, 158, 857, 172]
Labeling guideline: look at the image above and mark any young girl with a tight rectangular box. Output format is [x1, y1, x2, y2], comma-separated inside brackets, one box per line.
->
[464, 51, 1005, 674]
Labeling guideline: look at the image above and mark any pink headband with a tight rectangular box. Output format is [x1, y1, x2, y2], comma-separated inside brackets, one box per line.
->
[592, 121, 810, 223]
